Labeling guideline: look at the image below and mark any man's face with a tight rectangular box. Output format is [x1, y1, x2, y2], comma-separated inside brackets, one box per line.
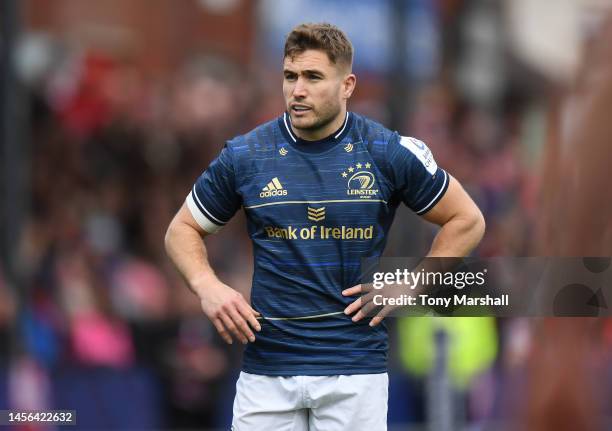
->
[283, 49, 355, 135]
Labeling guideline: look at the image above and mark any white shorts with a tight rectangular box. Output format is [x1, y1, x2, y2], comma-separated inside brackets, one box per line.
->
[231, 371, 388, 431]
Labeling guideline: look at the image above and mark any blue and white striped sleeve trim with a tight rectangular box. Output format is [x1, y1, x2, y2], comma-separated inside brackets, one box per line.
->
[414, 170, 449, 215]
[186, 186, 227, 234]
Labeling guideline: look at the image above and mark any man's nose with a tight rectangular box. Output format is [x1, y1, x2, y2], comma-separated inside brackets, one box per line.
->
[292, 77, 307, 98]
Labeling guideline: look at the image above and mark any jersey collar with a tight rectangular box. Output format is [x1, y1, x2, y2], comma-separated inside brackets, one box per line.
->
[279, 111, 353, 153]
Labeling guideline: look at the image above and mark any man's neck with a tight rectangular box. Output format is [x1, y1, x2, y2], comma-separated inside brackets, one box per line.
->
[292, 109, 347, 141]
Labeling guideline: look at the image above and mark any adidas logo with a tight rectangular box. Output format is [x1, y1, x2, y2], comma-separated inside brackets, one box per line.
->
[279, 147, 288, 156]
[344, 143, 353, 152]
[260, 177, 288, 198]
[307, 206, 325, 222]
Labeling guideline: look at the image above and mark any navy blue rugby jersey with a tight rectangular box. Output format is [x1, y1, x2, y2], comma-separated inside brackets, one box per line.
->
[186, 112, 449, 376]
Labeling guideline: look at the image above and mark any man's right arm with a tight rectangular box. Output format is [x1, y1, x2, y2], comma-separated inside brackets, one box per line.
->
[164, 202, 260, 344]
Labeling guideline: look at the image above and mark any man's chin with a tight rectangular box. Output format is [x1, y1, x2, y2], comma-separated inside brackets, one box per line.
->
[289, 115, 317, 130]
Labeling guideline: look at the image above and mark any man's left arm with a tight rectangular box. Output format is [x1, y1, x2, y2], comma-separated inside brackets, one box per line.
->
[343, 175, 485, 324]
[343, 132, 485, 324]
[420, 174, 485, 257]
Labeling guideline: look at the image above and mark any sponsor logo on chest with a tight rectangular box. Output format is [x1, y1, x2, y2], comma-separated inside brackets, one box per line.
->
[260, 177, 287, 198]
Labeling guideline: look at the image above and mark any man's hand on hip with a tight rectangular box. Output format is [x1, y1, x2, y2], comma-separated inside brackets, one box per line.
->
[194, 275, 261, 345]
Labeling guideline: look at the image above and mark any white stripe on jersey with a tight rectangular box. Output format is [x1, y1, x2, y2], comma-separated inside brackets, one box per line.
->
[415, 170, 448, 215]
[256, 311, 344, 321]
[186, 193, 223, 234]
[334, 112, 350, 138]
[283, 113, 297, 142]
[244, 199, 388, 210]
[191, 185, 226, 224]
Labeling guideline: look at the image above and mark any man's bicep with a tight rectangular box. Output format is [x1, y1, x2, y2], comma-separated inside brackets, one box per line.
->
[420, 175, 477, 226]
[172, 201, 210, 237]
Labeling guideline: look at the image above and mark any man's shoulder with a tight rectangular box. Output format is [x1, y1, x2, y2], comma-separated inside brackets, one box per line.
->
[350, 112, 398, 147]
[225, 115, 282, 155]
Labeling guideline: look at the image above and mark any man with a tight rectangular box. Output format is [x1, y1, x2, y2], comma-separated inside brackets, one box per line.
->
[165, 23, 484, 431]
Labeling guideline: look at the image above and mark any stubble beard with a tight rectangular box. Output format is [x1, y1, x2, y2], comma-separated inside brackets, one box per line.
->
[290, 102, 342, 134]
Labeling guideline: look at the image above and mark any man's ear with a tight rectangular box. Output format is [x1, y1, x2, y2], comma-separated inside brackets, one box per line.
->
[343, 73, 357, 100]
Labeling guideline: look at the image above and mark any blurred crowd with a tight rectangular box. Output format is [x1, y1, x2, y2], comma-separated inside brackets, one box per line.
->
[3, 49, 266, 428]
[1, 0, 611, 429]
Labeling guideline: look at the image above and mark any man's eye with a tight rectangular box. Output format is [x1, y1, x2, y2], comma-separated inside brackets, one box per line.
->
[285, 75, 297, 81]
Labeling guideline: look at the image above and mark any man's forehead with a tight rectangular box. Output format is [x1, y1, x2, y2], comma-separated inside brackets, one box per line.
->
[283, 50, 334, 71]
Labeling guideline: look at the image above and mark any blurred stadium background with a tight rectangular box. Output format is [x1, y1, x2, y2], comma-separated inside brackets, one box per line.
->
[1, 0, 611, 430]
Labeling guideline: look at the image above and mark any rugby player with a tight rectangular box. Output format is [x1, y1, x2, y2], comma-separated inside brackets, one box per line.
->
[165, 22, 485, 431]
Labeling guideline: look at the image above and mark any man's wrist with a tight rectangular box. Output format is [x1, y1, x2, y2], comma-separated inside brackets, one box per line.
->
[189, 272, 219, 298]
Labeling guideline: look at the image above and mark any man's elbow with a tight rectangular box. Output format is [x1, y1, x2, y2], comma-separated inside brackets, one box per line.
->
[164, 218, 182, 255]
[468, 207, 486, 245]
[164, 223, 175, 255]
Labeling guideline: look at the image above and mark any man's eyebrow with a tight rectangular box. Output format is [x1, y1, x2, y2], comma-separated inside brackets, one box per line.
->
[283, 68, 325, 76]
[304, 69, 325, 76]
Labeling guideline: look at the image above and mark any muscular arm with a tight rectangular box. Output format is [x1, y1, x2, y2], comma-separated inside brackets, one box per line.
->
[421, 175, 485, 257]
[165, 203, 216, 291]
[165, 203, 260, 344]
[343, 175, 485, 325]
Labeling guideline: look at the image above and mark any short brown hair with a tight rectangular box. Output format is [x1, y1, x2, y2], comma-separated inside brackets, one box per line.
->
[284, 23, 353, 69]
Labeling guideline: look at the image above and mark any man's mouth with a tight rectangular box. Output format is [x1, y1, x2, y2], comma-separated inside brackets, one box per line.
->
[291, 104, 312, 113]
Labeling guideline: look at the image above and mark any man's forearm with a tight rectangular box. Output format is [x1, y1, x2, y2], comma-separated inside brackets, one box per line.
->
[165, 208, 261, 345]
[164, 221, 217, 298]
[427, 212, 485, 258]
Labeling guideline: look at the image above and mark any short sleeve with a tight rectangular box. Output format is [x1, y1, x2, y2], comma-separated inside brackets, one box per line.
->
[186, 144, 242, 233]
[389, 135, 449, 215]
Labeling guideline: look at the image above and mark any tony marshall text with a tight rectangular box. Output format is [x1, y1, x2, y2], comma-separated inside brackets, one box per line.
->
[373, 294, 509, 307]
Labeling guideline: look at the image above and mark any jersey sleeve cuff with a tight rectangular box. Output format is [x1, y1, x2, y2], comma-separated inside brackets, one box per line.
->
[414, 170, 449, 215]
[186, 191, 225, 234]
